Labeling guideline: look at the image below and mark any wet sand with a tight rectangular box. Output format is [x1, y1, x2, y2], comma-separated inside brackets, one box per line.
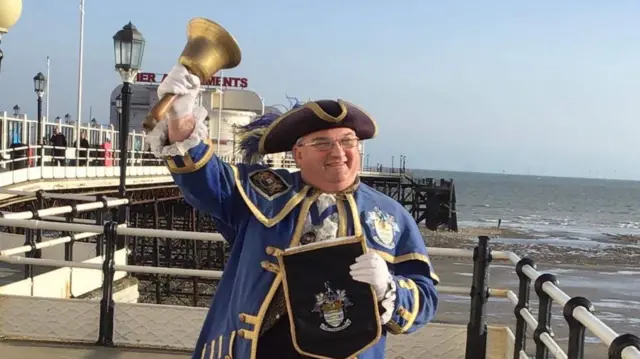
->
[423, 226, 640, 266]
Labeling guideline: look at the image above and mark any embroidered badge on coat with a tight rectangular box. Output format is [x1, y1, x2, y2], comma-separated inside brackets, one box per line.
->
[248, 169, 291, 200]
[365, 207, 400, 249]
[313, 281, 353, 332]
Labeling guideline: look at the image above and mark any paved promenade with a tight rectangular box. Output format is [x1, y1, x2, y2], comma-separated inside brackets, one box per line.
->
[0, 341, 189, 358]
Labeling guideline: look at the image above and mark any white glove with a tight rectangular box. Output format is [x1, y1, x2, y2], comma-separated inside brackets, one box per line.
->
[350, 251, 393, 300]
[157, 64, 201, 120]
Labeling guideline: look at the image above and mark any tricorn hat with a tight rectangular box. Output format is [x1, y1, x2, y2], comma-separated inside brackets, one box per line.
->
[234, 99, 378, 164]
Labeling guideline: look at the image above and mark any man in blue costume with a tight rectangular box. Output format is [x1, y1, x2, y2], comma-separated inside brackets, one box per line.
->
[147, 64, 439, 359]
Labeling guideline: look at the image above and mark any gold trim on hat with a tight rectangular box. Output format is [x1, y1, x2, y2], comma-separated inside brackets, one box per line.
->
[257, 99, 379, 154]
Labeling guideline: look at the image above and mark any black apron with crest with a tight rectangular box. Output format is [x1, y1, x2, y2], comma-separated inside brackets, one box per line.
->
[277, 236, 382, 359]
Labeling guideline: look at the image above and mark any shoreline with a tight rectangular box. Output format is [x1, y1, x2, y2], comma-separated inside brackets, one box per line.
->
[421, 226, 640, 267]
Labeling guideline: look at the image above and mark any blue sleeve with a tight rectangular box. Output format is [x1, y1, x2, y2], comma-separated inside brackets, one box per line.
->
[386, 261, 439, 335]
[384, 224, 439, 335]
[164, 139, 247, 242]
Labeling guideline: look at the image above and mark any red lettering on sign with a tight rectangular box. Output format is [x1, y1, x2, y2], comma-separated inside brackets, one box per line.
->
[136, 72, 156, 83]
[135, 72, 249, 88]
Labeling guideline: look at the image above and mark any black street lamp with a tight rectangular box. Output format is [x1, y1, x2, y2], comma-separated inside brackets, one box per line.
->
[33, 72, 46, 164]
[96, 22, 145, 346]
[113, 22, 145, 200]
[64, 113, 71, 124]
[12, 104, 19, 117]
[90, 118, 98, 127]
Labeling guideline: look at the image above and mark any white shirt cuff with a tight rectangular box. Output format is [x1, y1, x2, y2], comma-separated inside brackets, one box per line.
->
[146, 107, 209, 158]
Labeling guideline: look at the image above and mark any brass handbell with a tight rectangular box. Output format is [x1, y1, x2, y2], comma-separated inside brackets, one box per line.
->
[142, 17, 241, 132]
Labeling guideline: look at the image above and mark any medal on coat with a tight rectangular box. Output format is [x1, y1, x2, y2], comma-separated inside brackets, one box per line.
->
[277, 236, 382, 359]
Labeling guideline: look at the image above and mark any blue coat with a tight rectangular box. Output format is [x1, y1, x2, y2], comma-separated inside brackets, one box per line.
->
[166, 139, 439, 359]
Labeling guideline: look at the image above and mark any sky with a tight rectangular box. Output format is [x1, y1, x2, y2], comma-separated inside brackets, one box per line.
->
[2, 0, 640, 180]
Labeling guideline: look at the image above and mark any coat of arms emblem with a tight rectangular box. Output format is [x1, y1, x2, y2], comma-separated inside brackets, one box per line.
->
[365, 207, 400, 249]
[312, 282, 353, 332]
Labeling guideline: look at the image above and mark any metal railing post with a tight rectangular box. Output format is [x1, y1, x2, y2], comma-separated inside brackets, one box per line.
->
[465, 235, 492, 359]
[96, 220, 117, 347]
[95, 195, 107, 257]
[533, 273, 558, 359]
[64, 205, 78, 263]
[513, 257, 535, 358]
[608, 334, 640, 359]
[35, 190, 44, 257]
[23, 228, 36, 291]
[563, 296, 593, 359]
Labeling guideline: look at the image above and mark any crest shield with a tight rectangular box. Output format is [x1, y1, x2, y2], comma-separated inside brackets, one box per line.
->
[278, 236, 382, 359]
[323, 307, 345, 328]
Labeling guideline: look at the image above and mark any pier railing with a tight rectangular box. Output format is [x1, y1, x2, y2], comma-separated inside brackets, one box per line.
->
[0, 191, 638, 358]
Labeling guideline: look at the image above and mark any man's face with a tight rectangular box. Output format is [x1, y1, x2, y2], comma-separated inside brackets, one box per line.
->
[293, 127, 361, 193]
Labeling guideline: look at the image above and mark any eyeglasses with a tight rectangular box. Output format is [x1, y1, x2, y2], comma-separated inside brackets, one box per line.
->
[297, 136, 360, 151]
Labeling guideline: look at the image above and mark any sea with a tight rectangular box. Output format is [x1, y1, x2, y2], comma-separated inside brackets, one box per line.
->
[413, 169, 640, 241]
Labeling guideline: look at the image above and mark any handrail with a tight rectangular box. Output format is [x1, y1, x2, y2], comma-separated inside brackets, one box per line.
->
[0, 218, 225, 242]
[462, 236, 640, 359]
[0, 255, 224, 279]
[0, 188, 116, 202]
[1, 198, 129, 220]
[0, 231, 98, 256]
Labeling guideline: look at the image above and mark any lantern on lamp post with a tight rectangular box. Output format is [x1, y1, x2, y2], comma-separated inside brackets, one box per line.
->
[12, 104, 19, 117]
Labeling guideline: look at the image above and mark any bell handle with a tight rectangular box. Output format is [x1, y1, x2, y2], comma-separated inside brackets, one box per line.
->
[142, 93, 177, 132]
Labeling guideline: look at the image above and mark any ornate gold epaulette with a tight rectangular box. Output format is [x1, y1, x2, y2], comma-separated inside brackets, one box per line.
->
[247, 168, 292, 200]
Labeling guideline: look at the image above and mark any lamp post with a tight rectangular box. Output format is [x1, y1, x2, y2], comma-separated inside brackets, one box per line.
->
[33, 72, 46, 164]
[113, 22, 145, 199]
[64, 113, 71, 125]
[12, 104, 19, 117]
[96, 22, 144, 348]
